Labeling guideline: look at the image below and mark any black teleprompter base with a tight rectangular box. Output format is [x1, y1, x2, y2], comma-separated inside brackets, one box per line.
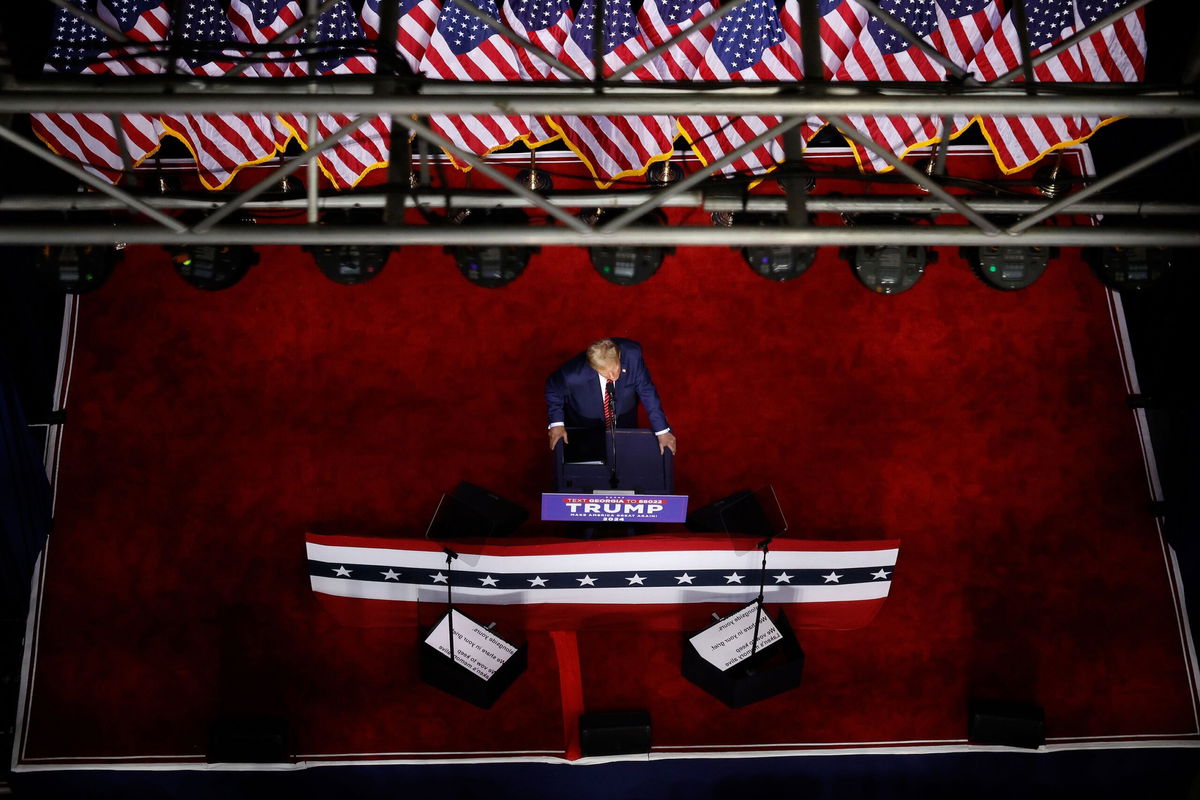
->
[681, 610, 805, 709]
[417, 612, 528, 710]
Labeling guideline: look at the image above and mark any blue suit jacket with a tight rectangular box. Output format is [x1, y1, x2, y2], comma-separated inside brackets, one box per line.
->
[545, 338, 669, 432]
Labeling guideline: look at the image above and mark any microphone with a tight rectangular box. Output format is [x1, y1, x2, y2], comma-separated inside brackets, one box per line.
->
[605, 379, 619, 489]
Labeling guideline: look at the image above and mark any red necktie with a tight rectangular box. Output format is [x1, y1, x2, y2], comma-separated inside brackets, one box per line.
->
[604, 380, 615, 428]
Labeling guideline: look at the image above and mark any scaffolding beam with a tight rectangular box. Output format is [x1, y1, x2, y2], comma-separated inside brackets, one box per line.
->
[0, 90, 1195, 117]
[0, 224, 1195, 247]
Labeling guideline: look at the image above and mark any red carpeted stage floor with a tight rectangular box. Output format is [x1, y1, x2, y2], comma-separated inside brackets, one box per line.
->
[13, 148, 1199, 769]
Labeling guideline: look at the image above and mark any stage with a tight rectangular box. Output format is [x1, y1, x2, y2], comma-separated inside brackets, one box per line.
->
[10, 148, 1198, 784]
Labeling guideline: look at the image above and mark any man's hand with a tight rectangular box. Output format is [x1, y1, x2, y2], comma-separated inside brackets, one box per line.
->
[657, 431, 677, 455]
[549, 426, 569, 451]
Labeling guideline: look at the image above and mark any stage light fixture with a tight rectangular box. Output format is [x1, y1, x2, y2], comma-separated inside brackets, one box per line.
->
[168, 244, 259, 291]
[735, 214, 817, 282]
[585, 209, 673, 286]
[36, 243, 122, 294]
[1086, 246, 1172, 293]
[306, 242, 390, 285]
[302, 210, 392, 285]
[515, 149, 554, 193]
[1034, 154, 1070, 199]
[646, 159, 683, 187]
[446, 208, 538, 288]
[966, 245, 1053, 291]
[773, 161, 816, 194]
[163, 213, 259, 291]
[849, 246, 931, 295]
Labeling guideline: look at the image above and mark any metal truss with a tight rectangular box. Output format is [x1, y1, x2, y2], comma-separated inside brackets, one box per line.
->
[0, 0, 1196, 247]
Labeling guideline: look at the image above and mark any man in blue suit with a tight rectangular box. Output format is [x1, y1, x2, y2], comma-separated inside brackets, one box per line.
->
[546, 338, 677, 455]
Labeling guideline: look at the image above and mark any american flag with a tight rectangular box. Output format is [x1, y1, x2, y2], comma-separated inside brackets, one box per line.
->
[226, 0, 305, 79]
[306, 532, 901, 631]
[970, 0, 1146, 173]
[637, 0, 717, 82]
[817, 0, 869, 78]
[835, 0, 1001, 172]
[419, 0, 533, 165]
[501, 0, 572, 143]
[549, 0, 676, 184]
[276, 0, 392, 188]
[30, 0, 164, 183]
[678, 0, 819, 177]
[97, 0, 170, 41]
[361, 0, 441, 74]
[157, 0, 282, 189]
[227, 0, 307, 149]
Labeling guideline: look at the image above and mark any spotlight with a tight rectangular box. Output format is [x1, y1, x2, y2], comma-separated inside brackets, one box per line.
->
[646, 159, 683, 187]
[1086, 246, 1172, 293]
[163, 213, 259, 291]
[168, 244, 259, 291]
[36, 243, 122, 294]
[306, 243, 390, 285]
[735, 214, 816, 282]
[515, 149, 553, 193]
[965, 245, 1053, 291]
[585, 209, 673, 286]
[514, 168, 553, 192]
[1034, 153, 1070, 199]
[849, 246, 932, 295]
[446, 208, 538, 288]
[303, 210, 391, 285]
[773, 161, 816, 194]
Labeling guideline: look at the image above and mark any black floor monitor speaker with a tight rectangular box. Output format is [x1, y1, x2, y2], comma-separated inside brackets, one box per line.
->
[579, 710, 652, 757]
[686, 489, 773, 536]
[968, 699, 1045, 749]
[427, 481, 529, 539]
[207, 715, 291, 763]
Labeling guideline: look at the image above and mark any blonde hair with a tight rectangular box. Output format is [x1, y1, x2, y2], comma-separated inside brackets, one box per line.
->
[586, 338, 620, 370]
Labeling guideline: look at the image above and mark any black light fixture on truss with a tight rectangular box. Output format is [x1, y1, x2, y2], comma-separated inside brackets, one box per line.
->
[850, 245, 932, 295]
[514, 148, 553, 193]
[733, 213, 818, 282]
[645, 156, 683, 187]
[963, 244, 1055, 291]
[445, 208, 539, 288]
[1085, 245, 1173, 293]
[584, 209, 674, 286]
[302, 210, 392, 285]
[36, 242, 124, 294]
[842, 214, 935, 295]
[164, 214, 259, 291]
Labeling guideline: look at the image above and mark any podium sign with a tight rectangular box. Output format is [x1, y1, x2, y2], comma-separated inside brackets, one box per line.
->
[541, 493, 689, 523]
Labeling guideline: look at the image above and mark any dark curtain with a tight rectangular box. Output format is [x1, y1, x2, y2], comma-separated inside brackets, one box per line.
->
[0, 351, 52, 619]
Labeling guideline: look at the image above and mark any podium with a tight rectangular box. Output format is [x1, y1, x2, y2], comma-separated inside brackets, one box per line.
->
[554, 427, 673, 493]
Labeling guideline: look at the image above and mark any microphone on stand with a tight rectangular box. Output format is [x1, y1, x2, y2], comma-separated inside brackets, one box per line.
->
[749, 535, 773, 663]
[443, 547, 459, 665]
